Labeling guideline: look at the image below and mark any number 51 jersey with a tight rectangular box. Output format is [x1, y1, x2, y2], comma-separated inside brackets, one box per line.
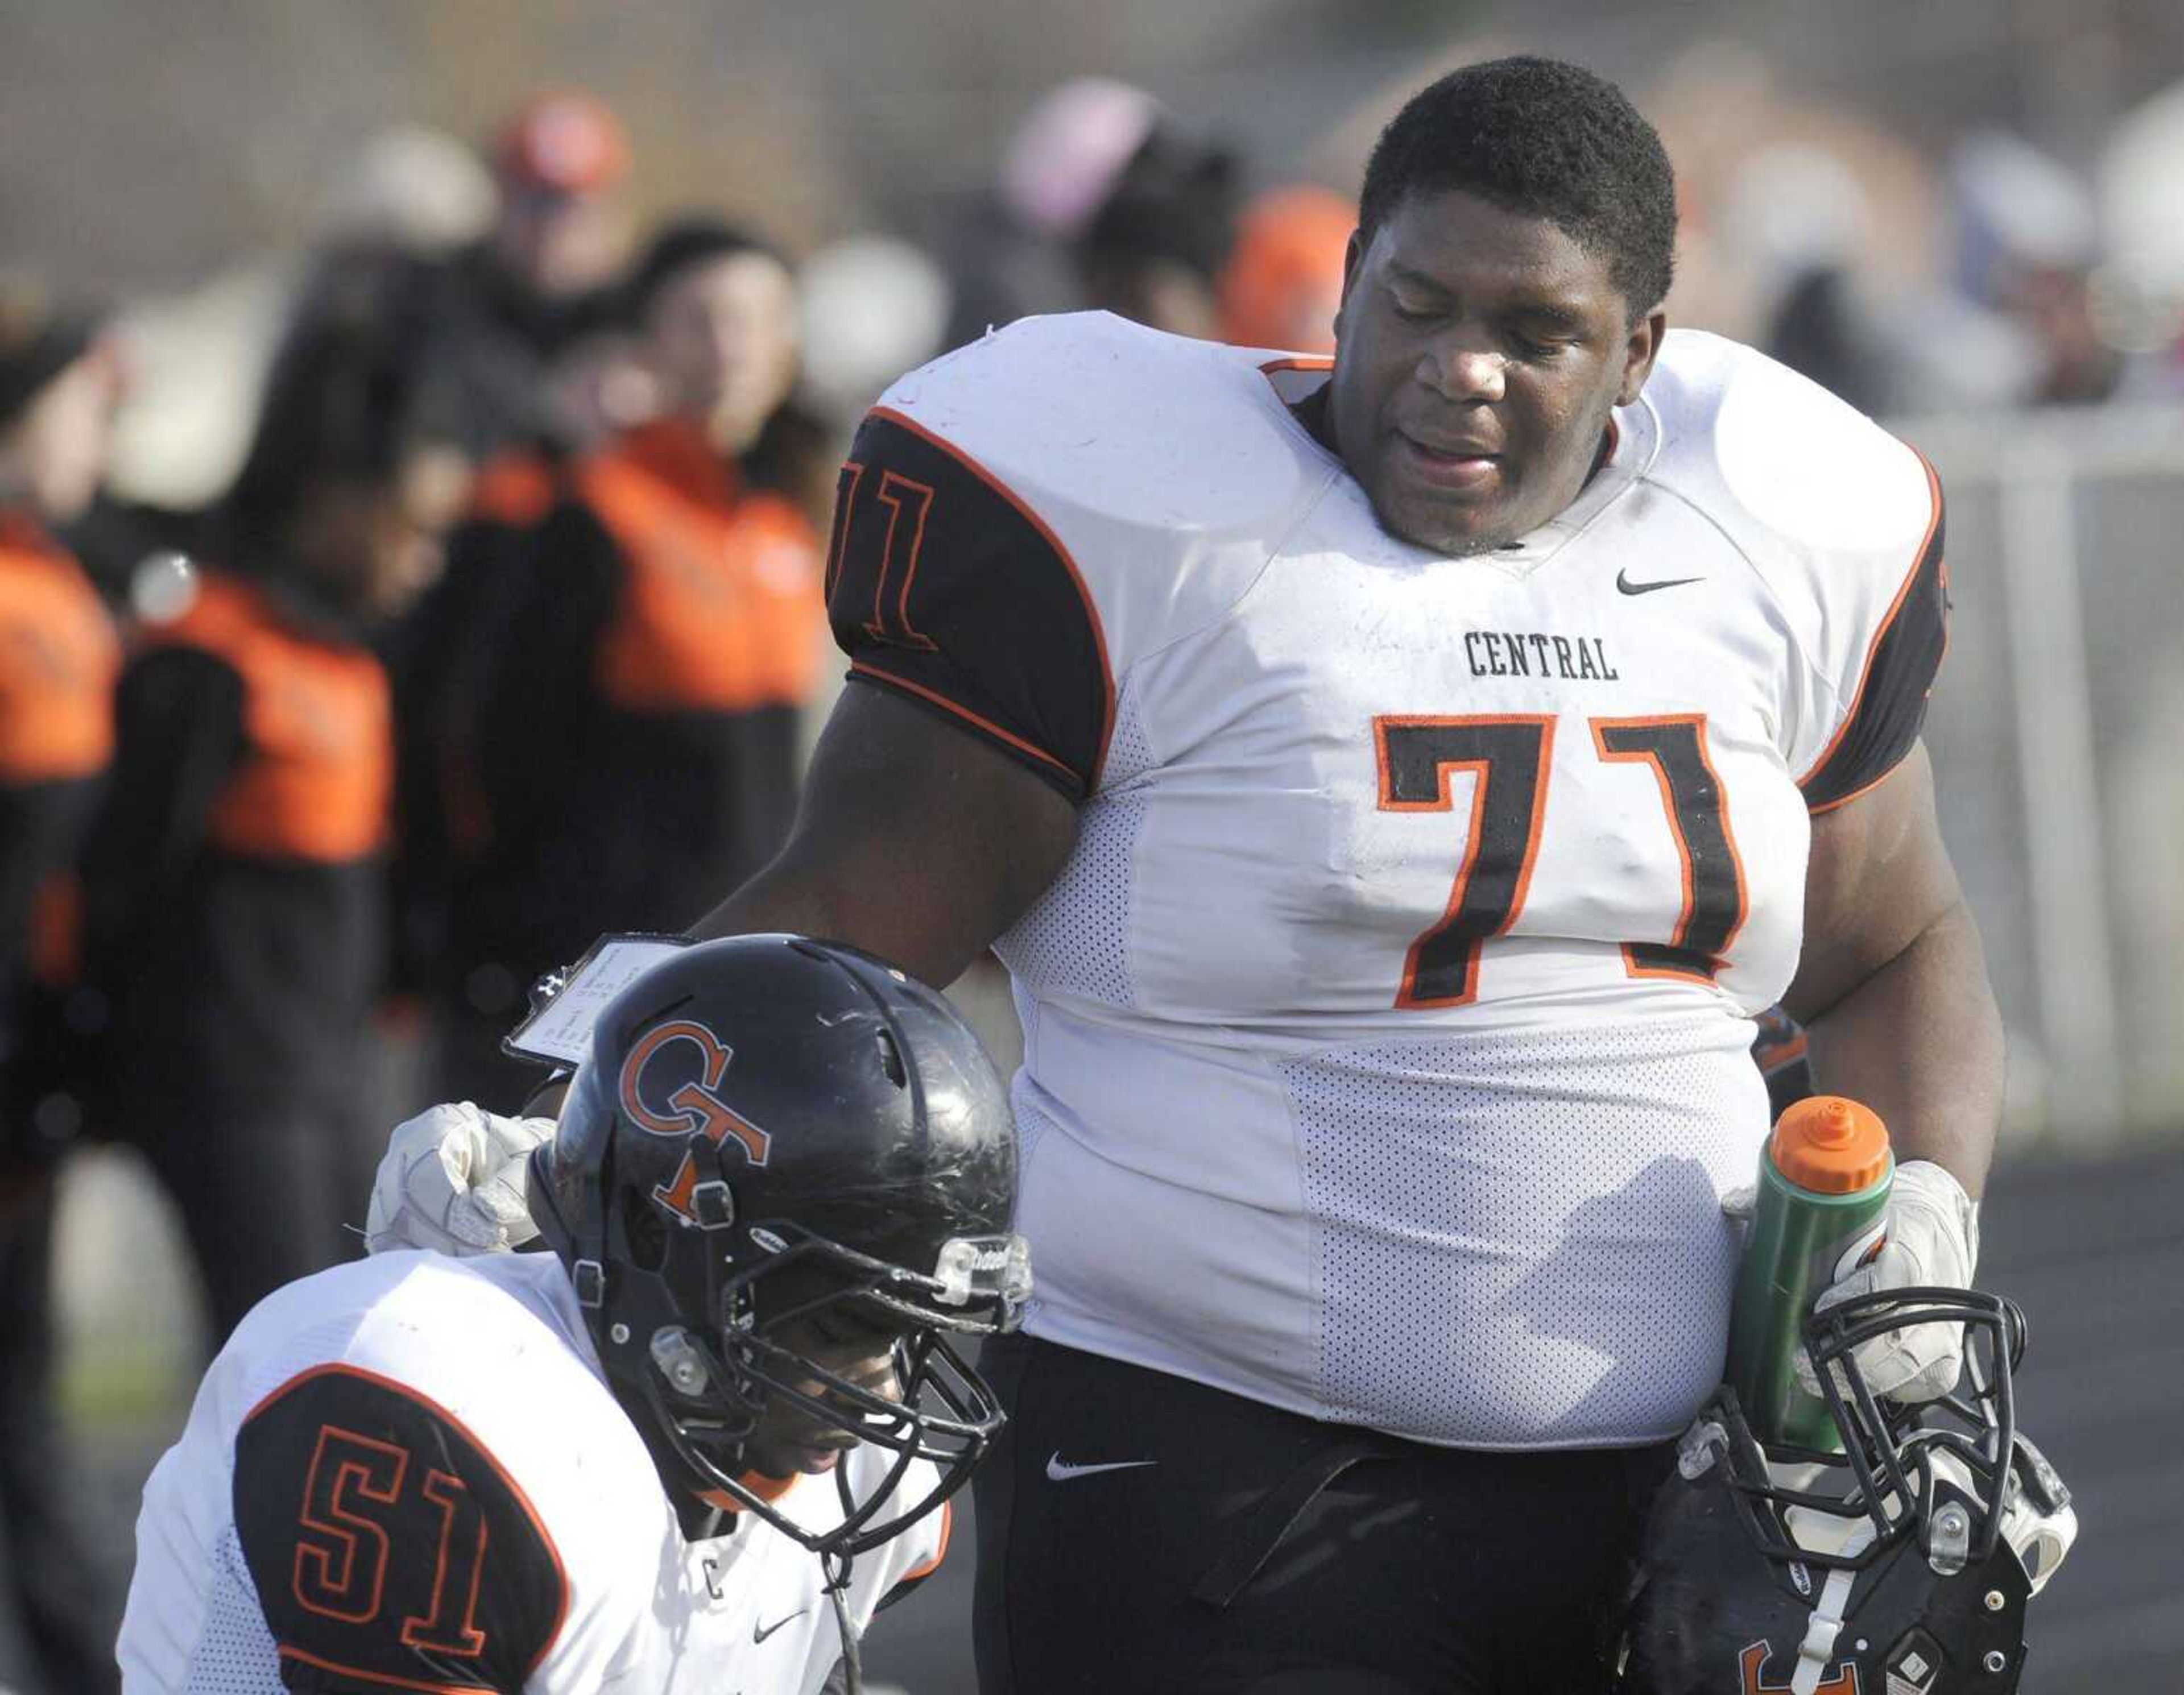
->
[117, 1250, 946, 1693]
[828, 313, 1946, 1449]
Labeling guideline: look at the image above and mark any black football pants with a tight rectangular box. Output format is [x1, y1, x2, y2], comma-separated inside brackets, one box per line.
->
[972, 1332, 1673, 1694]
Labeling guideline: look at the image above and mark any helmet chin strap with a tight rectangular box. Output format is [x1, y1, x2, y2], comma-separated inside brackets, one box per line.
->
[822, 1548, 863, 1695]
[1790, 1524, 1872, 1695]
[1768, 1453, 1877, 1695]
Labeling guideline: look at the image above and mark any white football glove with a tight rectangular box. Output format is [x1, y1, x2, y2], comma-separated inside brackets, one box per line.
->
[363, 1102, 552, 1257]
[1794, 1158, 1981, 1404]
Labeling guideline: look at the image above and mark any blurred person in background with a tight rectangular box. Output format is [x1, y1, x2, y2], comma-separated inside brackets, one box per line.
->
[1076, 119, 1243, 340]
[383, 295, 661, 1025]
[77, 315, 470, 1346]
[1215, 183, 1356, 354]
[1887, 132, 2125, 413]
[43, 125, 497, 620]
[1947, 134, 2122, 407]
[417, 219, 827, 1111]
[0, 276, 126, 1695]
[937, 77, 1161, 352]
[1723, 146, 1899, 417]
[935, 80, 1244, 349]
[466, 90, 635, 399]
[291, 89, 634, 466]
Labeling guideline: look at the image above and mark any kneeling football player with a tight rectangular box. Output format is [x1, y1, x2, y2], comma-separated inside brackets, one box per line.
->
[117, 935, 1029, 1694]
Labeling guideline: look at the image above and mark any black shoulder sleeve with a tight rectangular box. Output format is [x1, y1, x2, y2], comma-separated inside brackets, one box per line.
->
[827, 409, 1112, 801]
[233, 1365, 567, 1695]
[1799, 478, 1948, 813]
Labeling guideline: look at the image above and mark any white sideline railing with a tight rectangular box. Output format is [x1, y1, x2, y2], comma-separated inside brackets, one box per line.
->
[1901, 403, 2184, 1146]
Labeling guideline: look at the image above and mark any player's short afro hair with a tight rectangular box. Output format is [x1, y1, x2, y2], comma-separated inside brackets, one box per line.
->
[1358, 56, 1677, 318]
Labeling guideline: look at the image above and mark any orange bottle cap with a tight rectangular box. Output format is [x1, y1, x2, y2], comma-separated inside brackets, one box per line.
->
[1771, 1096, 1891, 1194]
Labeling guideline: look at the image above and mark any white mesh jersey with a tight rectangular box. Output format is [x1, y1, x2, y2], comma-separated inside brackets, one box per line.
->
[117, 1250, 949, 1694]
[827, 313, 1947, 1449]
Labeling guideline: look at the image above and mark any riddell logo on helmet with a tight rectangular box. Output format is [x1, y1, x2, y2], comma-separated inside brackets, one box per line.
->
[1739, 1641, 1859, 1694]
[618, 1019, 774, 1223]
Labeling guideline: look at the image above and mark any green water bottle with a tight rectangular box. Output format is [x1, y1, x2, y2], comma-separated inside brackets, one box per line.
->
[1724, 1095, 1894, 1450]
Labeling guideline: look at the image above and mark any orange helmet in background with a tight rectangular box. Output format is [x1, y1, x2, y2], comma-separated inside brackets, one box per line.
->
[1216, 184, 1356, 353]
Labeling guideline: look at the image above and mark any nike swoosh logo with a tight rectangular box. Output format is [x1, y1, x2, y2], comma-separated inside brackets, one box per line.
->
[753, 1608, 808, 1643]
[1045, 1452, 1159, 1482]
[1616, 568, 1704, 595]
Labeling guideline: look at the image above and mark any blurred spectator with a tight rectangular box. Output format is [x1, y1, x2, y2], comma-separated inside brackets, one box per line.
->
[1948, 133, 2121, 406]
[81, 122, 493, 528]
[1722, 145, 1897, 415]
[289, 89, 635, 463]
[932, 78, 1242, 347]
[937, 77, 1160, 350]
[1077, 122, 1243, 339]
[1216, 183, 1355, 353]
[382, 302, 662, 1018]
[1880, 132, 2124, 413]
[2004, 262, 2121, 406]
[486, 91, 632, 317]
[1695, 117, 2132, 417]
[412, 219, 827, 1110]
[78, 315, 470, 1345]
[541, 305, 666, 447]
[0, 276, 126, 1695]
[1765, 266, 1891, 411]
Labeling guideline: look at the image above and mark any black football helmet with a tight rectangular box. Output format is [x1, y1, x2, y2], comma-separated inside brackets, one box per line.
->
[530, 934, 1030, 1560]
[1619, 1287, 2077, 1695]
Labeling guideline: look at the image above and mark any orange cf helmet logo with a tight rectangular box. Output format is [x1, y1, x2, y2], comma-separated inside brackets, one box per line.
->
[1739, 1642, 1859, 1695]
[617, 1019, 771, 1224]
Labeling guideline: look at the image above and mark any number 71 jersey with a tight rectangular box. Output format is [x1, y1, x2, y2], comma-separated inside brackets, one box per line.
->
[829, 313, 1946, 1448]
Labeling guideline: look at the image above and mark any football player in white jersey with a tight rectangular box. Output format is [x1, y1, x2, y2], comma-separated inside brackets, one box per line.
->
[117, 936, 1031, 1694]
[376, 55, 1998, 1693]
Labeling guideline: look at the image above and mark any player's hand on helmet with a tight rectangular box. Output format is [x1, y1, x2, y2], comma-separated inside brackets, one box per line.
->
[364, 1102, 551, 1257]
[1794, 1158, 1981, 1404]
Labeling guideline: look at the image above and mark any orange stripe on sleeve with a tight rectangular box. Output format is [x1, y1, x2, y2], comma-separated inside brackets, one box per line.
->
[274, 1644, 495, 1695]
[849, 660, 1083, 789]
[896, 1498, 953, 1586]
[1796, 450, 1944, 795]
[1805, 745, 1916, 817]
